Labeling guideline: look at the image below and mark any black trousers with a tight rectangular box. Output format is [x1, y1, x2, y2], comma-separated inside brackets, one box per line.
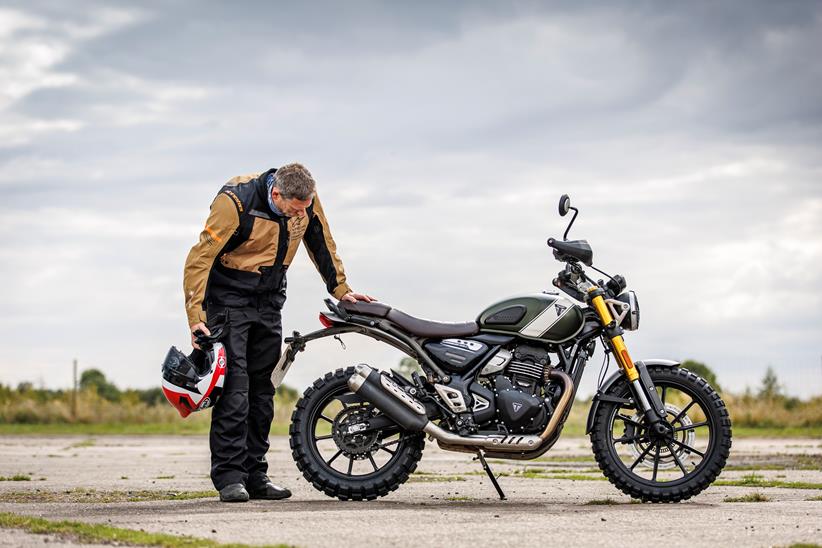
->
[206, 293, 285, 490]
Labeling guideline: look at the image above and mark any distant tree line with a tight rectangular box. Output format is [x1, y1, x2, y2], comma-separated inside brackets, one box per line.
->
[0, 361, 817, 430]
[9, 369, 166, 406]
[3, 369, 300, 410]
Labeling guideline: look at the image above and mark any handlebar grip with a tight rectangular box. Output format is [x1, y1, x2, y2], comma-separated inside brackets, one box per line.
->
[547, 237, 556, 248]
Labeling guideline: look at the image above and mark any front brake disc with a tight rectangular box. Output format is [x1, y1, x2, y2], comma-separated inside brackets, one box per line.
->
[628, 403, 696, 470]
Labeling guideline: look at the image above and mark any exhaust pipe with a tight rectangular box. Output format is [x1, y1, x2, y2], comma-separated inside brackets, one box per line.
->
[425, 369, 575, 453]
[347, 364, 575, 454]
[347, 364, 428, 431]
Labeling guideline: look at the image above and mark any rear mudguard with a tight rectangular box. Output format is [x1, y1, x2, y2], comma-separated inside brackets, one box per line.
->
[269, 308, 429, 387]
[585, 359, 680, 434]
[270, 322, 378, 388]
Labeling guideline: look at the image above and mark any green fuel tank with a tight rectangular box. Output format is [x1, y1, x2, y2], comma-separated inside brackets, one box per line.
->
[477, 292, 586, 343]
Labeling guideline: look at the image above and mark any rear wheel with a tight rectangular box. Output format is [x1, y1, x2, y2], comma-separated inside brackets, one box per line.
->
[590, 366, 731, 502]
[289, 367, 425, 500]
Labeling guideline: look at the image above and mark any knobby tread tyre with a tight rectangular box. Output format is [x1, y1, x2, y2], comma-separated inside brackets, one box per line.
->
[590, 366, 732, 503]
[289, 367, 425, 501]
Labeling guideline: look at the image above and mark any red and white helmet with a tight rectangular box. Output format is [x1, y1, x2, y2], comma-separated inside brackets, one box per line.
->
[161, 337, 227, 418]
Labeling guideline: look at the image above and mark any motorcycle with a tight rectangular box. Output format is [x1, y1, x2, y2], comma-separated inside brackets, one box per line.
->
[273, 195, 732, 502]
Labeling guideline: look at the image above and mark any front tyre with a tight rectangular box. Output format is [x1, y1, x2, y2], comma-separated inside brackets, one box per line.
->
[289, 367, 425, 501]
[590, 366, 731, 502]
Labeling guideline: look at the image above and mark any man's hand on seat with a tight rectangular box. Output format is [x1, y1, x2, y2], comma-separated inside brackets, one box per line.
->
[341, 291, 376, 303]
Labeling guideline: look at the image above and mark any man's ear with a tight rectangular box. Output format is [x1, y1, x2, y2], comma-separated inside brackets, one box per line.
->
[271, 186, 281, 199]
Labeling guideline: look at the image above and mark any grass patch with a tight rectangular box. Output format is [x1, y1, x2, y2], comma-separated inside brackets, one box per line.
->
[512, 468, 550, 479]
[0, 474, 31, 482]
[737, 473, 766, 486]
[0, 512, 289, 547]
[725, 464, 789, 471]
[533, 455, 597, 463]
[444, 496, 473, 501]
[731, 426, 822, 439]
[0, 489, 215, 504]
[155, 475, 175, 480]
[0, 422, 292, 436]
[509, 468, 606, 481]
[0, 423, 210, 436]
[466, 471, 510, 477]
[723, 493, 771, 502]
[550, 474, 607, 482]
[408, 474, 466, 483]
[715, 473, 822, 490]
[583, 498, 619, 505]
[67, 438, 96, 449]
[805, 495, 822, 501]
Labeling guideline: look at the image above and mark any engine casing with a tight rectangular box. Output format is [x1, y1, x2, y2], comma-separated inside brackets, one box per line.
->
[494, 375, 548, 434]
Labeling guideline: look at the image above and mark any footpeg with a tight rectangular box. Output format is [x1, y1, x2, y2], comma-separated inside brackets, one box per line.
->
[475, 449, 506, 501]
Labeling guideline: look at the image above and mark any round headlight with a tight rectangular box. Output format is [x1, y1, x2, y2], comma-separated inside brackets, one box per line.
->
[615, 291, 640, 331]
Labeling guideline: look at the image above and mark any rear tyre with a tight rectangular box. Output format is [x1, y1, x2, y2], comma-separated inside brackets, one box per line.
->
[590, 366, 731, 502]
[289, 367, 425, 501]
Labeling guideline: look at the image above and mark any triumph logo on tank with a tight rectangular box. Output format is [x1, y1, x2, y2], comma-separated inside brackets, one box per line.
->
[554, 303, 566, 315]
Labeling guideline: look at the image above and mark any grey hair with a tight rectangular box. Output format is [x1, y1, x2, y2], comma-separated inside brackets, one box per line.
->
[274, 163, 316, 200]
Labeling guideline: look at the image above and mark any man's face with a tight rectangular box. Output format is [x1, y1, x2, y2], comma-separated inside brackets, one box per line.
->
[271, 188, 313, 218]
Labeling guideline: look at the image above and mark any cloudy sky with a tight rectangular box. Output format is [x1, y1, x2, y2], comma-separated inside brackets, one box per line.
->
[1, 1, 820, 398]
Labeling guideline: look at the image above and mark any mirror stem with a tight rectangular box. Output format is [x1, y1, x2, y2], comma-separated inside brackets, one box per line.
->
[562, 206, 579, 240]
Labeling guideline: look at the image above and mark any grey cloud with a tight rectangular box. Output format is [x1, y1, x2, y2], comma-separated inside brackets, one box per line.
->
[0, 1, 821, 398]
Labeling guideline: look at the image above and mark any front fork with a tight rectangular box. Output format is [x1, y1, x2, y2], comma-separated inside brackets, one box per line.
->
[589, 289, 668, 429]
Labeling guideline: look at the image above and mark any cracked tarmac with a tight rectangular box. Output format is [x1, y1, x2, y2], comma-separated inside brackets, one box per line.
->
[1, 435, 820, 547]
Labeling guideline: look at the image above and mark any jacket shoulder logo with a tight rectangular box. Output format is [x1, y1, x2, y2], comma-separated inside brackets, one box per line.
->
[223, 190, 244, 213]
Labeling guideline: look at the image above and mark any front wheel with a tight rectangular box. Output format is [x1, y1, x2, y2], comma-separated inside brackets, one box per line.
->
[590, 365, 732, 502]
[289, 367, 425, 501]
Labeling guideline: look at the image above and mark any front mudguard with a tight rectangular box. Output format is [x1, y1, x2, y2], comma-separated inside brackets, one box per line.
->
[585, 359, 680, 434]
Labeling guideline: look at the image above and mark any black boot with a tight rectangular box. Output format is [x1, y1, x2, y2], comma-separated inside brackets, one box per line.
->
[247, 481, 292, 500]
[219, 483, 249, 503]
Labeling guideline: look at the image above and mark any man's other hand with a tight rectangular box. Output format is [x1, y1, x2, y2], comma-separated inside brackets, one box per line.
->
[190, 322, 211, 350]
[341, 291, 376, 303]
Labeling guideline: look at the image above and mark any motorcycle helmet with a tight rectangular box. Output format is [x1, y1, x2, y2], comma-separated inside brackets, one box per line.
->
[161, 325, 226, 418]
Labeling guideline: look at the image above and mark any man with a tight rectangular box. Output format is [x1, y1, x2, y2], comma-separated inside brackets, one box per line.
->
[183, 163, 373, 502]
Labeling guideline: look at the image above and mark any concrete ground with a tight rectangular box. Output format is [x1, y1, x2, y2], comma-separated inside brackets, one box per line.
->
[1, 435, 820, 547]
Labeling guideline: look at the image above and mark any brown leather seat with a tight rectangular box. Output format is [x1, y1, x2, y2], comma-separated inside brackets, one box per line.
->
[339, 301, 479, 338]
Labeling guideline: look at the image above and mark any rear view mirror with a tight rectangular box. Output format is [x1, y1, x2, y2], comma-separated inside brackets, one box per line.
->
[559, 194, 571, 217]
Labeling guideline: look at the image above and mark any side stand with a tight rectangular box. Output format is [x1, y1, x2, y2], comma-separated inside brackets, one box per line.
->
[475, 449, 506, 501]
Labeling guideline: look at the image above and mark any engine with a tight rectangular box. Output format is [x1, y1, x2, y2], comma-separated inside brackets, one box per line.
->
[471, 344, 557, 435]
[494, 375, 547, 433]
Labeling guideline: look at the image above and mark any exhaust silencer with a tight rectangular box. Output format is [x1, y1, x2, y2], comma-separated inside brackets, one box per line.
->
[347, 364, 428, 431]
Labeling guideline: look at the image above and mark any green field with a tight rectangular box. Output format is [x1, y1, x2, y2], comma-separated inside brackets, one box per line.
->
[2, 363, 820, 439]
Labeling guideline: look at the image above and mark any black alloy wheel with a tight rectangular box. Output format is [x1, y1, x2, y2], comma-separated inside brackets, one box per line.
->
[590, 365, 732, 502]
[290, 367, 425, 501]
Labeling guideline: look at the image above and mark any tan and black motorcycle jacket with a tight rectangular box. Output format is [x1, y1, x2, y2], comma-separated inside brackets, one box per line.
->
[183, 168, 352, 326]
